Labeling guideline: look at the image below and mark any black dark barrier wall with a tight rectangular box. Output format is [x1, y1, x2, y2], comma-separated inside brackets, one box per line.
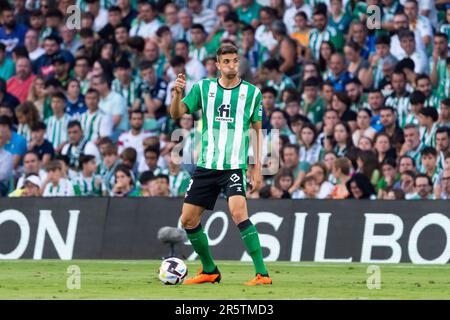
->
[0, 198, 449, 263]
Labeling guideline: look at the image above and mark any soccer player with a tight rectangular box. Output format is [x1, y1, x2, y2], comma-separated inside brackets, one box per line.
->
[169, 43, 271, 286]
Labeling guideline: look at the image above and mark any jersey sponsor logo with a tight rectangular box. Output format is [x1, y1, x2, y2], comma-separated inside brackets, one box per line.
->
[230, 173, 240, 183]
[215, 104, 234, 122]
[258, 102, 263, 117]
[209, 92, 215, 98]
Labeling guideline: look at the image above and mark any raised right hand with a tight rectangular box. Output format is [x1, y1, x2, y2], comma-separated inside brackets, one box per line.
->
[174, 73, 186, 95]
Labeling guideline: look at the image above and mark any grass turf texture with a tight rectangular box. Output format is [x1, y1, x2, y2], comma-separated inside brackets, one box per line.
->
[0, 260, 449, 299]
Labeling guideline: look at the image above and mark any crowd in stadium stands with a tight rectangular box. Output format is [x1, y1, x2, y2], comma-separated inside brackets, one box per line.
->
[0, 0, 449, 200]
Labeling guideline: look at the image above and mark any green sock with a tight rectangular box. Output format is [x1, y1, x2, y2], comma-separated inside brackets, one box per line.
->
[186, 225, 216, 273]
[240, 223, 268, 276]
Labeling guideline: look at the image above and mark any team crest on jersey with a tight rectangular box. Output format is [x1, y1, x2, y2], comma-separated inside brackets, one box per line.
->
[239, 93, 246, 100]
[215, 104, 234, 122]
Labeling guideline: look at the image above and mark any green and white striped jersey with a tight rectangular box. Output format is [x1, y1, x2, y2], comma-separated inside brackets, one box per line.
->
[112, 78, 141, 109]
[45, 114, 71, 149]
[17, 123, 32, 143]
[425, 94, 441, 110]
[265, 75, 296, 104]
[80, 110, 112, 143]
[420, 123, 438, 148]
[158, 168, 191, 197]
[72, 173, 102, 196]
[429, 58, 448, 99]
[182, 78, 263, 170]
[309, 26, 342, 60]
[385, 93, 410, 129]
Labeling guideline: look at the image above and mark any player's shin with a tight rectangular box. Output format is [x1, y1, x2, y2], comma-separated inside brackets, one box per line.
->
[238, 219, 268, 276]
[185, 223, 217, 273]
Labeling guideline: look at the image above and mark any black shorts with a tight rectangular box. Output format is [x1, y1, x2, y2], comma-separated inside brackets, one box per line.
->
[184, 167, 247, 210]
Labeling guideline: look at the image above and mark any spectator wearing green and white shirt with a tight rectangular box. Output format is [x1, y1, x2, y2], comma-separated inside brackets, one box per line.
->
[437, 99, 450, 129]
[430, 33, 448, 100]
[261, 59, 295, 106]
[301, 77, 325, 125]
[80, 88, 113, 144]
[420, 146, 441, 187]
[435, 127, 450, 171]
[61, 120, 101, 171]
[42, 160, 76, 197]
[111, 58, 141, 110]
[345, 78, 368, 112]
[385, 71, 411, 129]
[418, 107, 439, 148]
[370, 35, 398, 90]
[99, 144, 121, 196]
[189, 24, 214, 63]
[400, 124, 425, 170]
[308, 7, 343, 61]
[45, 92, 71, 154]
[72, 154, 102, 196]
[159, 154, 191, 197]
[415, 74, 440, 109]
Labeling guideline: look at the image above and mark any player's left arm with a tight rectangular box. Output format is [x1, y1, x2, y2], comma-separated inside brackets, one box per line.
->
[250, 89, 264, 193]
[250, 120, 263, 193]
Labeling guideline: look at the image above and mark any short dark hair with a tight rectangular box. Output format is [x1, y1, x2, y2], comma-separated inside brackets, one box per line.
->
[156, 25, 171, 37]
[418, 107, 438, 122]
[139, 60, 153, 71]
[108, 5, 121, 13]
[398, 29, 415, 40]
[224, 11, 239, 23]
[68, 120, 82, 130]
[80, 28, 94, 38]
[262, 58, 280, 71]
[44, 34, 62, 45]
[415, 74, 430, 85]
[139, 170, 155, 185]
[191, 23, 205, 33]
[85, 88, 100, 97]
[414, 173, 432, 187]
[375, 34, 391, 46]
[436, 127, 450, 139]
[0, 115, 12, 129]
[79, 154, 96, 167]
[421, 146, 438, 158]
[144, 145, 160, 158]
[441, 98, 450, 108]
[170, 55, 186, 67]
[31, 121, 46, 132]
[51, 91, 66, 101]
[410, 90, 426, 105]
[261, 86, 277, 96]
[216, 43, 238, 59]
[303, 77, 321, 88]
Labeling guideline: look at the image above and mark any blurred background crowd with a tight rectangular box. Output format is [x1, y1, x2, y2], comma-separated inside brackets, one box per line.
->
[0, 0, 449, 199]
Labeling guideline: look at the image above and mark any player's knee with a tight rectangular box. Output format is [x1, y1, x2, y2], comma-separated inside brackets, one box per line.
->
[230, 208, 248, 225]
[180, 214, 199, 229]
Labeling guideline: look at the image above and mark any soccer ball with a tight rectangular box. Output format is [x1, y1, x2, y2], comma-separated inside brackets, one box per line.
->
[158, 257, 188, 285]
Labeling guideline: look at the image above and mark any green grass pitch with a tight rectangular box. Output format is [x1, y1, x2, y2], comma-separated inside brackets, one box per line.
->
[0, 260, 449, 299]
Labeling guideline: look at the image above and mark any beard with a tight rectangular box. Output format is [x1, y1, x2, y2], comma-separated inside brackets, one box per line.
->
[5, 20, 16, 29]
